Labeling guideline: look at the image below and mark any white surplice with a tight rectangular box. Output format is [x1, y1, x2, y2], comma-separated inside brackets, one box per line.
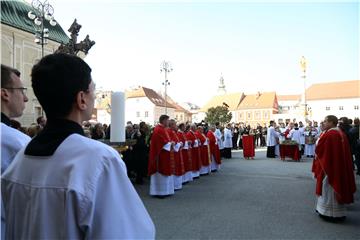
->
[1, 123, 31, 240]
[2, 134, 155, 239]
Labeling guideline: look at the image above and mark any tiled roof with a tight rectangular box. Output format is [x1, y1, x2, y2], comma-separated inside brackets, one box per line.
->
[277, 94, 301, 101]
[125, 86, 176, 108]
[1, 0, 69, 44]
[237, 92, 277, 110]
[200, 93, 245, 112]
[166, 96, 191, 114]
[306, 80, 360, 100]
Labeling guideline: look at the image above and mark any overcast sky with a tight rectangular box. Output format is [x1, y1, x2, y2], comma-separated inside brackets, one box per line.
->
[48, 0, 359, 106]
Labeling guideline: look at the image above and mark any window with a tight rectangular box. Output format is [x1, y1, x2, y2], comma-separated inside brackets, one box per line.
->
[247, 112, 252, 120]
[263, 111, 269, 119]
[355, 105, 359, 110]
[339, 106, 344, 110]
[145, 111, 149, 117]
[255, 111, 261, 120]
[239, 112, 244, 119]
[136, 111, 140, 117]
[325, 106, 330, 111]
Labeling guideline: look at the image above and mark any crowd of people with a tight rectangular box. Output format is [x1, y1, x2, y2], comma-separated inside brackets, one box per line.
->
[1, 56, 359, 240]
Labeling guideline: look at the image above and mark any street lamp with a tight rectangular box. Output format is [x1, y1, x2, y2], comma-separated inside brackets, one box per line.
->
[300, 56, 308, 121]
[28, 0, 57, 58]
[160, 60, 173, 114]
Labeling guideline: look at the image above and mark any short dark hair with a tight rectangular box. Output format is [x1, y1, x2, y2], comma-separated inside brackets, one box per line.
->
[1, 64, 20, 87]
[294, 123, 298, 128]
[269, 120, 274, 125]
[326, 115, 338, 126]
[159, 114, 169, 123]
[178, 123, 185, 129]
[31, 54, 92, 119]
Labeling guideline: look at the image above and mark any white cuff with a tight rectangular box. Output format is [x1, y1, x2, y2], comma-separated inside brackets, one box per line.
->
[174, 143, 181, 152]
[163, 142, 172, 151]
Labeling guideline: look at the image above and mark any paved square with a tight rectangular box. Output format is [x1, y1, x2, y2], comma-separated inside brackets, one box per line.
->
[135, 149, 360, 239]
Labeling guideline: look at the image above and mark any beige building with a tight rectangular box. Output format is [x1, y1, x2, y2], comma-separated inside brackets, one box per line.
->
[198, 92, 245, 122]
[1, 0, 69, 126]
[235, 92, 278, 126]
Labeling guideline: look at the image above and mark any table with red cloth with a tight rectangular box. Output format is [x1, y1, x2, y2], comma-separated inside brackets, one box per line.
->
[279, 144, 300, 161]
[242, 135, 255, 158]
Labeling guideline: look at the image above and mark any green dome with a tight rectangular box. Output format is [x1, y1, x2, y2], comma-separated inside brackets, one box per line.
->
[1, 0, 69, 44]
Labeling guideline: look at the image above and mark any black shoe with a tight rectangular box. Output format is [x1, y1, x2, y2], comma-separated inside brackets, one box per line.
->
[200, 173, 209, 176]
[193, 176, 200, 179]
[211, 170, 218, 173]
[154, 194, 171, 199]
[318, 213, 346, 223]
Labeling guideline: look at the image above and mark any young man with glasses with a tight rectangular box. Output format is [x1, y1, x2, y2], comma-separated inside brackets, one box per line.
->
[1, 64, 31, 240]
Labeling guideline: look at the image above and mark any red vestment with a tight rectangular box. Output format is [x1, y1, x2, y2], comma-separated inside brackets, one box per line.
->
[312, 128, 356, 204]
[148, 124, 175, 176]
[195, 131, 210, 167]
[206, 130, 221, 164]
[177, 131, 192, 172]
[242, 135, 255, 158]
[168, 128, 185, 176]
[186, 131, 201, 171]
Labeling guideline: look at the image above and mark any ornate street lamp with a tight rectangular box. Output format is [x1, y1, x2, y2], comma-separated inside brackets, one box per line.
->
[28, 0, 57, 58]
[300, 56, 308, 121]
[160, 60, 173, 114]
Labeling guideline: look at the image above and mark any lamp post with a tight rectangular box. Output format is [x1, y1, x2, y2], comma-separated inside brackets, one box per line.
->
[300, 56, 308, 121]
[28, 0, 57, 58]
[160, 60, 173, 114]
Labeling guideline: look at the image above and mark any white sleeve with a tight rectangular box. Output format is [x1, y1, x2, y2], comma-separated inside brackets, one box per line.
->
[83, 153, 155, 239]
[162, 142, 172, 151]
[174, 142, 181, 152]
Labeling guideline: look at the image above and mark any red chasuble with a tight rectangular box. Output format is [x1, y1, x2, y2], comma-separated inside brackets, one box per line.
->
[186, 131, 201, 171]
[206, 130, 221, 164]
[177, 131, 193, 172]
[148, 124, 175, 176]
[168, 128, 185, 176]
[195, 131, 210, 166]
[312, 128, 356, 204]
[242, 135, 255, 158]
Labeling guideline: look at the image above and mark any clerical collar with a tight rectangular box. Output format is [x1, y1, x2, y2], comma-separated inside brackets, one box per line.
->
[1, 112, 11, 126]
[25, 118, 85, 156]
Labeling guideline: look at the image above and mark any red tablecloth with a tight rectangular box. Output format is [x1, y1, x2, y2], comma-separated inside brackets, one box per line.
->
[242, 135, 255, 158]
[279, 144, 300, 161]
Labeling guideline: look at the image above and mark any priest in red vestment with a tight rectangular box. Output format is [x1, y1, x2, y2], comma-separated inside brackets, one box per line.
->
[177, 123, 193, 183]
[168, 120, 185, 190]
[207, 126, 221, 172]
[196, 126, 211, 175]
[148, 115, 175, 197]
[312, 115, 356, 221]
[186, 124, 201, 178]
[242, 132, 255, 159]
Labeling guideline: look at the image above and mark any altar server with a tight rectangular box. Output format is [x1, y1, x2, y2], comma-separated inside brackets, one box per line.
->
[1, 54, 155, 239]
[177, 123, 193, 183]
[207, 126, 221, 171]
[148, 114, 175, 197]
[168, 119, 185, 190]
[1, 64, 31, 240]
[223, 124, 233, 158]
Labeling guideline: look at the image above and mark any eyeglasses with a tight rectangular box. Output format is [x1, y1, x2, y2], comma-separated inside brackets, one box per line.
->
[2, 87, 28, 95]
